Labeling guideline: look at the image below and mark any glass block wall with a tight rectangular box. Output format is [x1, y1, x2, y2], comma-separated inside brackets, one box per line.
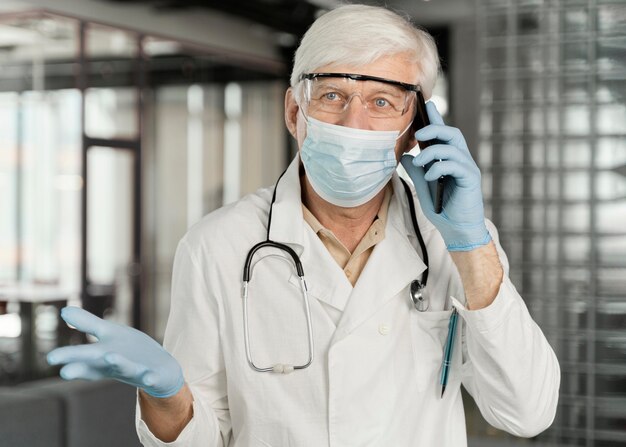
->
[477, 1, 626, 446]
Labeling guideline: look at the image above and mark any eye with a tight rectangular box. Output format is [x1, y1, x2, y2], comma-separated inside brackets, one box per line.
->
[374, 98, 390, 108]
[324, 92, 340, 101]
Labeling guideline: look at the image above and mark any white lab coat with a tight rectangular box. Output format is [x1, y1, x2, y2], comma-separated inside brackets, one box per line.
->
[136, 155, 560, 447]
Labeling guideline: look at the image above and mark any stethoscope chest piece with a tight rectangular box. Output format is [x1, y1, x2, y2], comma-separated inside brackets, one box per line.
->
[410, 279, 428, 312]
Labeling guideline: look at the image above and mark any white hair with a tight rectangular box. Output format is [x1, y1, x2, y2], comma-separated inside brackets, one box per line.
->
[290, 4, 441, 99]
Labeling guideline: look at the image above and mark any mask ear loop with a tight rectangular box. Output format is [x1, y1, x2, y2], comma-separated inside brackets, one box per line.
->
[299, 107, 310, 124]
[396, 119, 414, 141]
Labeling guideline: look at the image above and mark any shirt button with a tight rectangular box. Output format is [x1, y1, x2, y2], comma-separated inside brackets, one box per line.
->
[378, 324, 390, 335]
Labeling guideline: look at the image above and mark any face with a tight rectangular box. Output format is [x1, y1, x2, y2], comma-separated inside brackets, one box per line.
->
[284, 53, 420, 162]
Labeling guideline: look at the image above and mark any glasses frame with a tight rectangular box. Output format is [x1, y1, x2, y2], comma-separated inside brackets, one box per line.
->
[300, 72, 421, 93]
[299, 72, 420, 120]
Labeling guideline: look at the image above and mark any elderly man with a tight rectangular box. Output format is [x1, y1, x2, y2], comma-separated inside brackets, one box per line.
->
[48, 4, 560, 446]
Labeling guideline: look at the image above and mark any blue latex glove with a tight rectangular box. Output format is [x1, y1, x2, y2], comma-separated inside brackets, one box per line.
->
[401, 101, 491, 251]
[47, 306, 184, 398]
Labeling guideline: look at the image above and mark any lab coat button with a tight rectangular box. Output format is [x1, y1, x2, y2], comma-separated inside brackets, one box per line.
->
[378, 324, 390, 335]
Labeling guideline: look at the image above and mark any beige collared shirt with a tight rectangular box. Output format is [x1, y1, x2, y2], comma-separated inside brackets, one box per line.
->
[302, 186, 392, 287]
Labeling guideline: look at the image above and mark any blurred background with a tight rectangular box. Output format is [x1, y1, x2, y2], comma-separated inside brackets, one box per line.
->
[0, 0, 623, 446]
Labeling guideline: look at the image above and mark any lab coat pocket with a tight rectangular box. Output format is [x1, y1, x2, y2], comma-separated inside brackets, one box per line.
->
[409, 309, 453, 394]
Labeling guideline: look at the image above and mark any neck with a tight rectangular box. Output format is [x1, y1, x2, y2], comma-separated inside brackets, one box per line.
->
[301, 174, 386, 253]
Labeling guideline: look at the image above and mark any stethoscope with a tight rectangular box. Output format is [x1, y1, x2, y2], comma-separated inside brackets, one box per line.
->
[241, 171, 430, 374]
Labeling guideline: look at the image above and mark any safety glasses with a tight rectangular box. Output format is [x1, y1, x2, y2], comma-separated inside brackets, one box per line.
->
[300, 72, 420, 120]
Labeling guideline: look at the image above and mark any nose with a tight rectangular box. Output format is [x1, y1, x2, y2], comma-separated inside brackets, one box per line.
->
[339, 94, 371, 130]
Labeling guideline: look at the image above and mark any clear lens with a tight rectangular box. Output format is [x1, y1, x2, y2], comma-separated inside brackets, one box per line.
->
[303, 77, 414, 119]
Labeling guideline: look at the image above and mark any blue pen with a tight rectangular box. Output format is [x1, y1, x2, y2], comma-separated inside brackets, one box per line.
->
[440, 307, 459, 397]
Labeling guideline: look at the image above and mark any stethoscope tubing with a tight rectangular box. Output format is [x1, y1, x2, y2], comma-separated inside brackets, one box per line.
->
[241, 171, 430, 374]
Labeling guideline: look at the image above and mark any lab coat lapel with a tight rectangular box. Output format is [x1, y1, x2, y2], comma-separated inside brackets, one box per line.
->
[268, 155, 349, 311]
[333, 175, 429, 342]
[299, 227, 353, 312]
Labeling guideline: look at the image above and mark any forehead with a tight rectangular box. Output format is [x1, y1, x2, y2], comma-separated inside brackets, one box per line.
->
[312, 53, 419, 86]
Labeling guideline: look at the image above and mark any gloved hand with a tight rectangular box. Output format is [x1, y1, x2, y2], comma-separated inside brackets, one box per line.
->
[47, 306, 184, 398]
[401, 101, 491, 251]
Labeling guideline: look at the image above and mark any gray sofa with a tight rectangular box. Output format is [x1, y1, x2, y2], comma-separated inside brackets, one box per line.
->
[0, 377, 142, 447]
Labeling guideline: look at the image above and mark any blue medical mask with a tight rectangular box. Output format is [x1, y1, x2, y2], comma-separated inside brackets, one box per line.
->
[300, 116, 409, 208]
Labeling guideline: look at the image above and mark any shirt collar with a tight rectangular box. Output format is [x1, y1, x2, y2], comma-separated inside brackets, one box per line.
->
[301, 184, 392, 237]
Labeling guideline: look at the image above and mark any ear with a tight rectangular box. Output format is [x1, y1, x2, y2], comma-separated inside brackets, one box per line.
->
[284, 88, 299, 139]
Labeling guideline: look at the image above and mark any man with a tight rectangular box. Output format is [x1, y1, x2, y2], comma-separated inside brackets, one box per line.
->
[48, 5, 560, 446]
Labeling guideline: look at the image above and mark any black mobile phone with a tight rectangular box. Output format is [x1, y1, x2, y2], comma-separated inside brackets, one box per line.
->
[412, 90, 444, 214]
